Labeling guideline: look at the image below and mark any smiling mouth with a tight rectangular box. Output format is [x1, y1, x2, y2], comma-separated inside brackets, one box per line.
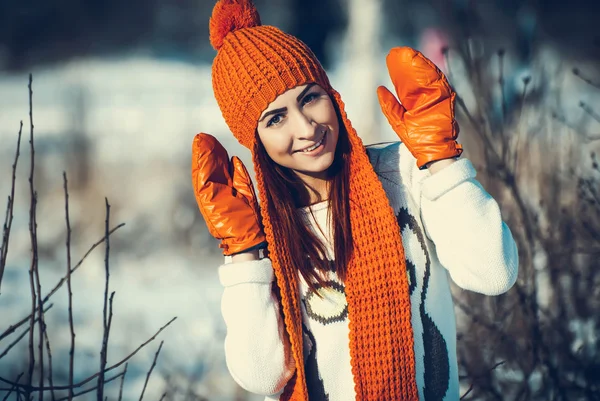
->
[297, 130, 327, 153]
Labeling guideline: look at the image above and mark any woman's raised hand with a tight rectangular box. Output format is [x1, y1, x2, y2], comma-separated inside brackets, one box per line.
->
[191, 133, 266, 256]
[377, 47, 463, 169]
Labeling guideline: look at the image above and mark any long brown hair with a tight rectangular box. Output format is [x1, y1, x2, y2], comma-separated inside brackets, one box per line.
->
[256, 108, 353, 290]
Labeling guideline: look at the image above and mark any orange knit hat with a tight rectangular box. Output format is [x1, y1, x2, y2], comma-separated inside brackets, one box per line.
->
[209, 1, 418, 399]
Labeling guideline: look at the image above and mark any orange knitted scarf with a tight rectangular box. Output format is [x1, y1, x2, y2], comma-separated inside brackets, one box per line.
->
[209, 1, 418, 399]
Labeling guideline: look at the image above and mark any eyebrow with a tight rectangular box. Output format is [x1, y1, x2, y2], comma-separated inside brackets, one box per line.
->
[258, 83, 317, 123]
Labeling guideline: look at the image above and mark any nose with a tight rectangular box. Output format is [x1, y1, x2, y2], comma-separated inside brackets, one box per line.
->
[292, 109, 319, 140]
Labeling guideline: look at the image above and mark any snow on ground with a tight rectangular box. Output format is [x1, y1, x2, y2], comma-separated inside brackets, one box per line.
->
[0, 56, 270, 400]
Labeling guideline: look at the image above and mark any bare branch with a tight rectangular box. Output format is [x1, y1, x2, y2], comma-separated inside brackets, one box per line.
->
[0, 317, 177, 392]
[1, 372, 24, 401]
[26, 198, 36, 395]
[454, 92, 503, 167]
[573, 67, 600, 90]
[42, 329, 56, 401]
[579, 101, 600, 124]
[64, 172, 75, 401]
[27, 73, 38, 397]
[498, 49, 507, 129]
[97, 198, 112, 401]
[0, 303, 53, 359]
[0, 224, 125, 343]
[0, 121, 23, 293]
[54, 372, 125, 401]
[139, 341, 164, 401]
[0, 326, 28, 360]
[512, 76, 531, 172]
[27, 73, 46, 401]
[117, 363, 128, 401]
[44, 222, 125, 304]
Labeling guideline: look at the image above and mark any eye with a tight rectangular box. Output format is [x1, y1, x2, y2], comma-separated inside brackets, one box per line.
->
[302, 92, 319, 106]
[266, 114, 284, 128]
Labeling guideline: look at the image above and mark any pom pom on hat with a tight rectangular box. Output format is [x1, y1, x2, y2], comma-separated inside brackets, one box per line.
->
[209, 0, 262, 50]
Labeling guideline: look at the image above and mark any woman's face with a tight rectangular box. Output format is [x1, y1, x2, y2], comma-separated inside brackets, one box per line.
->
[256, 83, 340, 184]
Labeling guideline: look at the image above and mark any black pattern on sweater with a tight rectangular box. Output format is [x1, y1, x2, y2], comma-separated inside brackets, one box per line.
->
[396, 207, 450, 400]
[302, 323, 329, 401]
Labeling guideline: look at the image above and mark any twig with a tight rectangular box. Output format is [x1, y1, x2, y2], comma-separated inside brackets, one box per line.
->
[1, 372, 24, 401]
[0, 303, 53, 359]
[498, 49, 507, 126]
[34, 216, 46, 401]
[0, 327, 29, 360]
[0, 121, 23, 293]
[117, 363, 128, 401]
[441, 46, 452, 82]
[468, 40, 498, 156]
[28, 73, 46, 401]
[42, 222, 125, 304]
[27, 73, 38, 399]
[54, 372, 125, 401]
[441, 48, 482, 133]
[497, 49, 510, 163]
[573, 68, 600, 90]
[64, 172, 75, 401]
[455, 87, 503, 168]
[0, 317, 177, 391]
[459, 361, 505, 400]
[548, 246, 600, 256]
[107, 291, 115, 339]
[106, 291, 115, 378]
[42, 329, 57, 401]
[513, 76, 531, 172]
[139, 341, 164, 401]
[581, 178, 600, 205]
[453, 295, 523, 353]
[455, 91, 503, 167]
[551, 110, 599, 143]
[518, 76, 531, 128]
[579, 101, 600, 124]
[454, 93, 481, 133]
[158, 393, 167, 401]
[0, 224, 125, 343]
[97, 198, 112, 401]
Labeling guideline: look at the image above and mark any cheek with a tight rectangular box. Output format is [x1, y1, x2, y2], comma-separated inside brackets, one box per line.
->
[259, 134, 291, 159]
[316, 102, 337, 122]
[324, 103, 340, 137]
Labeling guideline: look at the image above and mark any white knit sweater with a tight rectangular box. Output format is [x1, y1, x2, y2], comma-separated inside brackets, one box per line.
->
[217, 142, 519, 400]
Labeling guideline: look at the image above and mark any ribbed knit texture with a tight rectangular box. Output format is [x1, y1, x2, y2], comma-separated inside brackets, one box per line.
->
[209, 1, 418, 399]
[212, 24, 329, 150]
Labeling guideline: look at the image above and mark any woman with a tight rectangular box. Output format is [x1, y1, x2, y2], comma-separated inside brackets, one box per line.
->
[192, 0, 519, 400]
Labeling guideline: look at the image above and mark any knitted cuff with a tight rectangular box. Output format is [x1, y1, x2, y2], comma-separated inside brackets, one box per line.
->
[421, 158, 477, 201]
[218, 258, 274, 287]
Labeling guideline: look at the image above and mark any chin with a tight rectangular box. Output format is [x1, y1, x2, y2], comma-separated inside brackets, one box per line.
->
[299, 155, 336, 177]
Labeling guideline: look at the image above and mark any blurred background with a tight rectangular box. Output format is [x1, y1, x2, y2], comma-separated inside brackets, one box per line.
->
[0, 0, 599, 400]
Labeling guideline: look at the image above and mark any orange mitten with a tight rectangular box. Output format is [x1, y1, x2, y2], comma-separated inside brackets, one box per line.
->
[377, 47, 463, 169]
[191, 133, 266, 255]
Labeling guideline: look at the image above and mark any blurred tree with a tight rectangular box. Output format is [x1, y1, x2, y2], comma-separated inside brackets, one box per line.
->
[286, 0, 347, 69]
[0, 0, 158, 70]
[0, 0, 347, 72]
[383, 0, 600, 62]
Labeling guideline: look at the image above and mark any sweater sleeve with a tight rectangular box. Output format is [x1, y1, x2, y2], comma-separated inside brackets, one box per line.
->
[218, 257, 295, 395]
[416, 157, 519, 295]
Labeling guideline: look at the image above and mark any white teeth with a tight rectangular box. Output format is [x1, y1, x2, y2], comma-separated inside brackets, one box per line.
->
[302, 132, 325, 152]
